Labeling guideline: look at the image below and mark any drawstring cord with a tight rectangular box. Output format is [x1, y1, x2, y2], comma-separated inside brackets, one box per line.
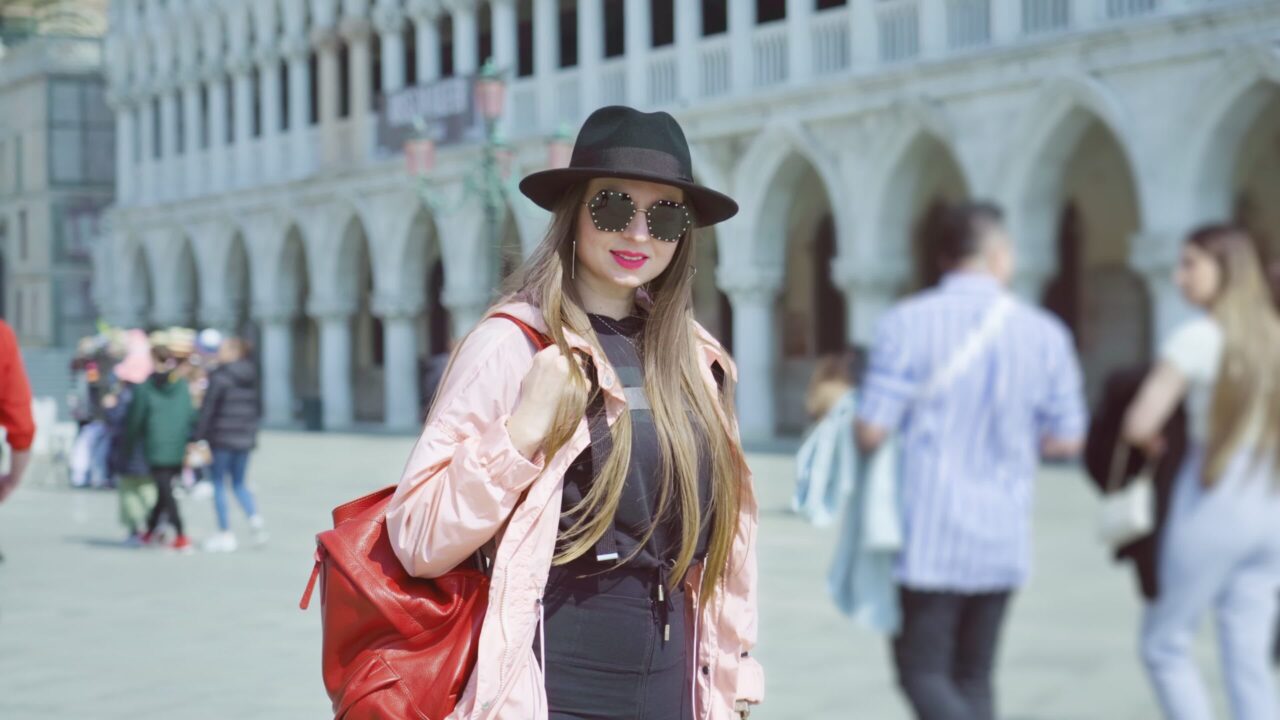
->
[657, 561, 676, 643]
[537, 597, 547, 680]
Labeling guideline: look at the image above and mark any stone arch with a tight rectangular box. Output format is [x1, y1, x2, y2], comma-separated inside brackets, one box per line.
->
[1000, 73, 1144, 266]
[332, 213, 384, 423]
[732, 121, 851, 270]
[226, 231, 252, 335]
[1008, 89, 1148, 401]
[127, 241, 155, 328]
[733, 125, 847, 434]
[868, 128, 970, 288]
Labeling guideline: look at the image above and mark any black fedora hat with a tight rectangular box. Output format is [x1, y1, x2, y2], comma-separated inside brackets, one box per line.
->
[519, 106, 738, 227]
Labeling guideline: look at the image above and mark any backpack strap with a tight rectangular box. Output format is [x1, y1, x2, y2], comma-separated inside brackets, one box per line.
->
[490, 312, 552, 351]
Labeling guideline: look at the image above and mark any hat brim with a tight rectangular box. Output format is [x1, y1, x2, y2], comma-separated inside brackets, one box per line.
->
[519, 168, 739, 228]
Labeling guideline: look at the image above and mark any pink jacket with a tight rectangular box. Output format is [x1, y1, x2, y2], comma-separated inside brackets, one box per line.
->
[386, 301, 764, 720]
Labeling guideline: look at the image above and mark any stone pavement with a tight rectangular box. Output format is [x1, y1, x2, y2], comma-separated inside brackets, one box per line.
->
[0, 431, 1260, 719]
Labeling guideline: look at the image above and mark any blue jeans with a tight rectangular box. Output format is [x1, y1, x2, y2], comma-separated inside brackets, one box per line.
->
[209, 449, 258, 532]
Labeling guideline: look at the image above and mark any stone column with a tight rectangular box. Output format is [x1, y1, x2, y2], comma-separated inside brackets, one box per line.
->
[1131, 230, 1190, 354]
[441, 283, 489, 341]
[721, 268, 783, 443]
[786, 0, 813, 84]
[110, 90, 135, 204]
[674, 0, 699, 103]
[257, 306, 297, 427]
[450, 1, 479, 75]
[375, 3, 408, 93]
[991, 0, 1023, 42]
[577, 0, 603, 110]
[919, 0, 946, 58]
[315, 303, 356, 430]
[341, 17, 375, 162]
[257, 46, 284, 183]
[136, 85, 155, 204]
[158, 85, 179, 202]
[850, 0, 878, 66]
[313, 27, 343, 168]
[623, 0, 650, 106]
[181, 74, 204, 198]
[205, 66, 229, 194]
[492, 0, 517, 71]
[282, 34, 313, 179]
[727, 0, 753, 94]
[532, 0, 558, 128]
[229, 53, 257, 188]
[409, 0, 442, 84]
[374, 297, 425, 431]
[833, 260, 902, 346]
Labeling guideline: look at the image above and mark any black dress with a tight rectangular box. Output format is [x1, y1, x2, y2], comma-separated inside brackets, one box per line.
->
[539, 313, 714, 720]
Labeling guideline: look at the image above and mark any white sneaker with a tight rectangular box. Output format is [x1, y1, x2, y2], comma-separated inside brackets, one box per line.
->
[248, 516, 269, 547]
[202, 531, 238, 553]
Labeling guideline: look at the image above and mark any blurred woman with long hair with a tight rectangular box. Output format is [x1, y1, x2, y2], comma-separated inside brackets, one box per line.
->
[1124, 224, 1280, 719]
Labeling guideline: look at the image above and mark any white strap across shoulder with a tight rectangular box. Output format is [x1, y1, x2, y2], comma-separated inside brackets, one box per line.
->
[918, 294, 1014, 402]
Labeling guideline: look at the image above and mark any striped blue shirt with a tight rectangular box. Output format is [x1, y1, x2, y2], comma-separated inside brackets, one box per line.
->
[858, 272, 1087, 591]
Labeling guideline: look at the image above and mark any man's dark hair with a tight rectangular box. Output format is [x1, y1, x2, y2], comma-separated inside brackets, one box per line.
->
[933, 201, 1006, 271]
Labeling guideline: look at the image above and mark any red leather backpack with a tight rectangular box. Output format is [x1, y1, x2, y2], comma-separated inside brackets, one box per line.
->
[300, 313, 550, 719]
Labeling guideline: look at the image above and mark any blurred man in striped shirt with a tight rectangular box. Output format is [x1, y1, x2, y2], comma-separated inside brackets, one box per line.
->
[856, 202, 1087, 720]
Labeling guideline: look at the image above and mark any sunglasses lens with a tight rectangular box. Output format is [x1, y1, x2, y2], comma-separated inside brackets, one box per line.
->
[588, 191, 635, 232]
[647, 203, 691, 242]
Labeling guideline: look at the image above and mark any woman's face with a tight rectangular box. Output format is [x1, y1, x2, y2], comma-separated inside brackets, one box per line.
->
[574, 177, 686, 296]
[1175, 243, 1223, 308]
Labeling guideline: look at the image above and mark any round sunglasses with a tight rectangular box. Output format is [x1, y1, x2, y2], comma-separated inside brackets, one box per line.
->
[584, 189, 693, 243]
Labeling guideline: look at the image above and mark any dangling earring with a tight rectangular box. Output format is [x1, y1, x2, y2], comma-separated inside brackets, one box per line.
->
[689, 265, 697, 281]
[571, 240, 577, 280]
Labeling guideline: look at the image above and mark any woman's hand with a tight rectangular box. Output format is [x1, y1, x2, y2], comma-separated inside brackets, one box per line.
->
[506, 345, 577, 460]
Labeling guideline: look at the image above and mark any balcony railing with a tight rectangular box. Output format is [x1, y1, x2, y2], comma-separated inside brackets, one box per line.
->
[812, 8, 852, 76]
[753, 21, 789, 88]
[112, 0, 1254, 204]
[699, 34, 731, 99]
[878, 1, 922, 62]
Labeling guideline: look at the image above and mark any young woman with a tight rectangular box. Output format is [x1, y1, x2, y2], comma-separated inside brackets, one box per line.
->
[1123, 225, 1280, 719]
[386, 106, 763, 719]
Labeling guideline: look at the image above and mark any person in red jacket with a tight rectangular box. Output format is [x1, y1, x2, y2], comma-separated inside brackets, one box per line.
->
[0, 319, 35, 504]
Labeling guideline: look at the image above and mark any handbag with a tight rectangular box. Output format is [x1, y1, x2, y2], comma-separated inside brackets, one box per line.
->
[299, 313, 551, 720]
[1097, 441, 1154, 548]
[185, 439, 212, 469]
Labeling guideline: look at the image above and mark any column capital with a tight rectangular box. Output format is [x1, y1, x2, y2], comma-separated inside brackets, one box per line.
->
[280, 33, 312, 62]
[253, 302, 299, 324]
[310, 26, 344, 52]
[407, 0, 444, 21]
[717, 266, 784, 302]
[255, 44, 283, 68]
[372, 294, 425, 319]
[831, 255, 889, 289]
[441, 0, 478, 16]
[1128, 230, 1182, 277]
[373, 4, 407, 34]
[225, 52, 257, 77]
[178, 68, 205, 91]
[200, 58, 227, 83]
[308, 298, 357, 320]
[340, 16, 375, 41]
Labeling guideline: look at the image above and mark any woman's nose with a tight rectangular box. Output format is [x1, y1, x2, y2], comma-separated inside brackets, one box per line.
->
[623, 208, 651, 243]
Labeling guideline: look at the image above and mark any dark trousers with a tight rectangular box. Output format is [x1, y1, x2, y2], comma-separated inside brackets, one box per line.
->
[145, 465, 184, 537]
[892, 587, 1012, 720]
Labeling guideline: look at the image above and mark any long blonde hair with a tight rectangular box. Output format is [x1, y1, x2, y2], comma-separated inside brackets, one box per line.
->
[494, 183, 743, 600]
[1191, 225, 1280, 486]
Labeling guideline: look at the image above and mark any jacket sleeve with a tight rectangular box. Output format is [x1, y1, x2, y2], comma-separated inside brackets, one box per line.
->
[125, 384, 147, 447]
[716, 353, 765, 706]
[386, 318, 547, 580]
[193, 373, 223, 442]
[0, 321, 35, 451]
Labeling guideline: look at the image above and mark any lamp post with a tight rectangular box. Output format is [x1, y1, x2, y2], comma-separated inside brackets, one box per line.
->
[402, 61, 577, 286]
